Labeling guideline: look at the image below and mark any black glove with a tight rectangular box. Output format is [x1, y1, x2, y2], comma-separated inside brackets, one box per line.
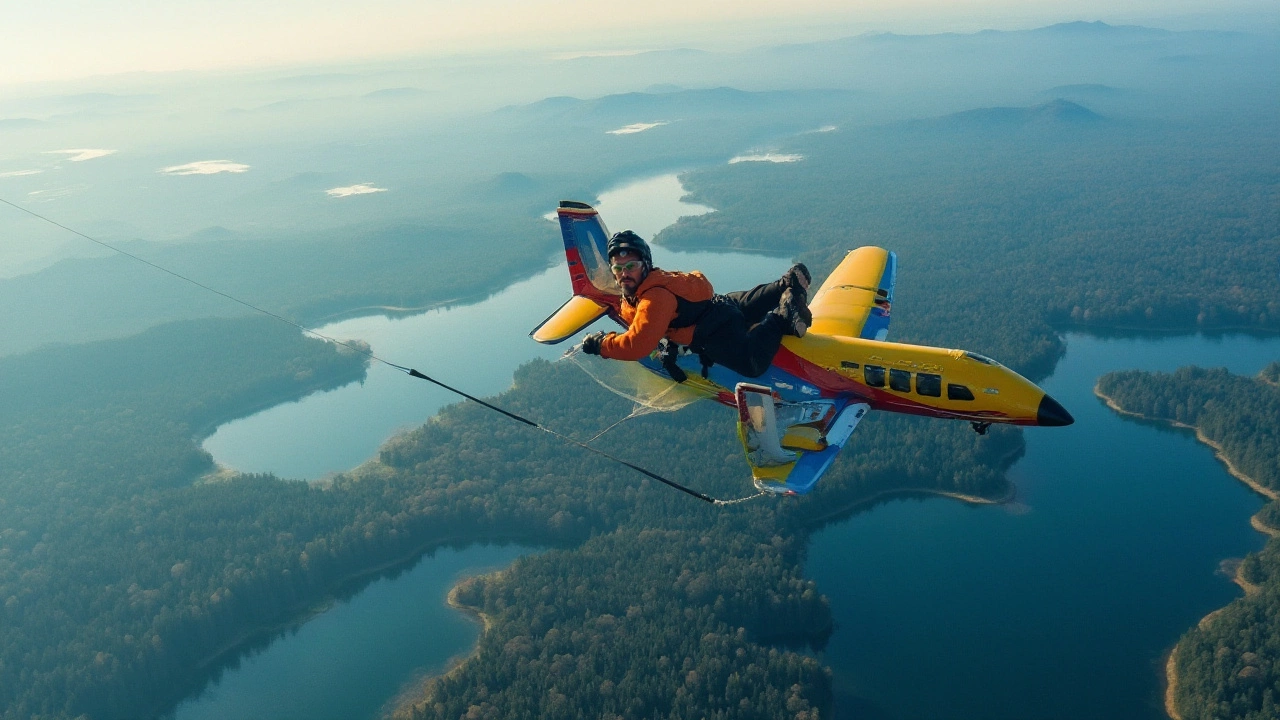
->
[581, 331, 607, 355]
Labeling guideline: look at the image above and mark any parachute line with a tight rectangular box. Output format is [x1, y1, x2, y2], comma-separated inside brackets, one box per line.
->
[0, 196, 749, 505]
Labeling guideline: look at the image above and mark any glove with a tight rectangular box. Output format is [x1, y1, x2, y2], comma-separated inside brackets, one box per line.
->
[581, 331, 607, 355]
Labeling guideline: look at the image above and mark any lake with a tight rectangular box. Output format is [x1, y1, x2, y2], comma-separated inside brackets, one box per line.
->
[166, 544, 532, 720]
[808, 332, 1280, 720]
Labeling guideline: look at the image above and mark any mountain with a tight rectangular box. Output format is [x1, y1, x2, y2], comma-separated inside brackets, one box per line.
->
[496, 86, 858, 124]
[910, 99, 1105, 131]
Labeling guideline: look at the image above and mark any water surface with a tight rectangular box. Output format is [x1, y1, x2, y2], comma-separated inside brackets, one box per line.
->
[808, 332, 1280, 720]
[167, 544, 531, 720]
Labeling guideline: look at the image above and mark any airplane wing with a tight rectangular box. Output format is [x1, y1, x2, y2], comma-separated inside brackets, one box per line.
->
[735, 383, 870, 495]
[807, 247, 896, 341]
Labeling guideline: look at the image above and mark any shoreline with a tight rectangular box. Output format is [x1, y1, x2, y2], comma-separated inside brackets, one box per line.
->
[155, 532, 537, 719]
[804, 481, 1016, 528]
[1094, 385, 1278, 502]
[1095, 384, 1275, 720]
[389, 570, 506, 719]
[1165, 647, 1184, 720]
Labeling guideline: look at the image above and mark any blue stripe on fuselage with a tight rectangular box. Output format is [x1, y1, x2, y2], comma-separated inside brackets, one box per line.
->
[637, 351, 825, 406]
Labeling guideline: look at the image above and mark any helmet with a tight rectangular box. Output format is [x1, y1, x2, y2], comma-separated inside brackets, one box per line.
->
[606, 230, 652, 268]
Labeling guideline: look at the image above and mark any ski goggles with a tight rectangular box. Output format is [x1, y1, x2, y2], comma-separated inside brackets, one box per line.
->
[611, 261, 644, 274]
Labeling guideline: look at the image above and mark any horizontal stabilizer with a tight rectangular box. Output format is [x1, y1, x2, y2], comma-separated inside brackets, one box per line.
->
[530, 295, 609, 344]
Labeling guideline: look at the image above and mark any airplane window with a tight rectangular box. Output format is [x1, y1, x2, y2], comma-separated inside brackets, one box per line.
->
[947, 383, 975, 401]
[889, 369, 911, 392]
[864, 365, 885, 387]
[916, 373, 942, 397]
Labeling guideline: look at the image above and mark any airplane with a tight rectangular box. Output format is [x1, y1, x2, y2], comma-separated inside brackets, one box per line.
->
[530, 200, 1073, 496]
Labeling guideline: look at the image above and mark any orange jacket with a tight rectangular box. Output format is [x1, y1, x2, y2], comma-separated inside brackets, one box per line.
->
[600, 269, 714, 361]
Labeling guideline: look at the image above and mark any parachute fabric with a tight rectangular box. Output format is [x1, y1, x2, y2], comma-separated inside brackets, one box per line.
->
[563, 346, 717, 441]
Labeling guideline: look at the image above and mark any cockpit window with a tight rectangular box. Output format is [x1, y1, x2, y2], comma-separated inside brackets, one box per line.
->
[947, 383, 975, 401]
[916, 373, 942, 397]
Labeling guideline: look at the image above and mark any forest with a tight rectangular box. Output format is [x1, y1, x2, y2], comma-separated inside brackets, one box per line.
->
[1, 42, 1278, 718]
[1097, 366, 1280, 720]
[0, 331, 1018, 719]
[663, 115, 1280, 380]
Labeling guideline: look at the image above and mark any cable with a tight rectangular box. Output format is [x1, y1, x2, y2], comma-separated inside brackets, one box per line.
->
[0, 196, 750, 505]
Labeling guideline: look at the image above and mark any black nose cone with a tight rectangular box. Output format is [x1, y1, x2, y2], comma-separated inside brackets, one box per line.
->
[1037, 394, 1074, 427]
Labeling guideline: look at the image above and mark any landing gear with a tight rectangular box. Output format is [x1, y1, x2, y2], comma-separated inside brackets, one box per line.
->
[970, 421, 991, 436]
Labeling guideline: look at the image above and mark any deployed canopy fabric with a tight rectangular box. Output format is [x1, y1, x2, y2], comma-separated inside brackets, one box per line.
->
[564, 347, 717, 441]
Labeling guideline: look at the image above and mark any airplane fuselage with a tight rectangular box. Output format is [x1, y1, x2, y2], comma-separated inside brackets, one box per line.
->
[642, 331, 1070, 429]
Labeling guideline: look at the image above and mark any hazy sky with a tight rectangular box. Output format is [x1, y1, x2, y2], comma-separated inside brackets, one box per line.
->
[2, 0, 1274, 87]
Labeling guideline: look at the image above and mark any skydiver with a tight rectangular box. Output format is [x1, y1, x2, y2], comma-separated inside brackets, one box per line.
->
[579, 230, 811, 378]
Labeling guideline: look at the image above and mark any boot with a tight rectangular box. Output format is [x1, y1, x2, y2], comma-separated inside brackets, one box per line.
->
[786, 263, 811, 299]
[774, 288, 809, 337]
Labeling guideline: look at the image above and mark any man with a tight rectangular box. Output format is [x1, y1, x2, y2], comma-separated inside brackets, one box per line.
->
[580, 230, 811, 378]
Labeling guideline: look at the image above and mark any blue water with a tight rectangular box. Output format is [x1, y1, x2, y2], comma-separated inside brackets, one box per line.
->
[167, 544, 532, 720]
[808, 332, 1280, 720]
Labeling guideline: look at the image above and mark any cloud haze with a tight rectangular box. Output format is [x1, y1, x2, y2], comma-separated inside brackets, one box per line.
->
[607, 122, 668, 135]
[47, 149, 117, 162]
[326, 183, 388, 197]
[729, 153, 804, 164]
[1, 0, 1272, 85]
[160, 160, 251, 176]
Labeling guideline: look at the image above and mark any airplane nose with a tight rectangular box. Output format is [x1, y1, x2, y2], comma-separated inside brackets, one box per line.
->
[1037, 394, 1074, 426]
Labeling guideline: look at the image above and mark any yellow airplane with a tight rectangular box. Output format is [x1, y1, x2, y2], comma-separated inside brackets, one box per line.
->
[532, 201, 1072, 495]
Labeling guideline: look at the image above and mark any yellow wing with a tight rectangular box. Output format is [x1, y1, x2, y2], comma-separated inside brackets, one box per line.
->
[807, 247, 896, 340]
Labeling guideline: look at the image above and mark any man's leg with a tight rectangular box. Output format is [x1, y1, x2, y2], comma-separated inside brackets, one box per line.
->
[724, 279, 787, 326]
[697, 312, 787, 378]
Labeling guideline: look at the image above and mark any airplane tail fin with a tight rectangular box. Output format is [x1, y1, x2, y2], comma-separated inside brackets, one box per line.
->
[529, 201, 621, 344]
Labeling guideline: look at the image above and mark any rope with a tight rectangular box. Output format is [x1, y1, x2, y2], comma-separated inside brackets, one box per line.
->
[0, 196, 755, 506]
[713, 491, 768, 506]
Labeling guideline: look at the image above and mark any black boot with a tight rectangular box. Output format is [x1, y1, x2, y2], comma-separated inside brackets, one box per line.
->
[774, 288, 809, 337]
[786, 263, 811, 299]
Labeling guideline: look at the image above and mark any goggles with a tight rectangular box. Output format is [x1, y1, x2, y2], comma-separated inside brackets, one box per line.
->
[611, 260, 644, 274]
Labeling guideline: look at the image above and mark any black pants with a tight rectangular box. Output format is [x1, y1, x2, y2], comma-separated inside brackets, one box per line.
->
[690, 278, 787, 378]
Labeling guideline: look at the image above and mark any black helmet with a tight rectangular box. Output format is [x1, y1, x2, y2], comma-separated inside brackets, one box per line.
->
[607, 230, 652, 268]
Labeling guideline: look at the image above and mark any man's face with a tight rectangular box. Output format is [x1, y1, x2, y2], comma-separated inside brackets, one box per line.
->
[611, 250, 646, 294]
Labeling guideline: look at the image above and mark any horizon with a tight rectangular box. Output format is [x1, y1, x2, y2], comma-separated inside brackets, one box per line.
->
[3, 1, 1276, 91]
